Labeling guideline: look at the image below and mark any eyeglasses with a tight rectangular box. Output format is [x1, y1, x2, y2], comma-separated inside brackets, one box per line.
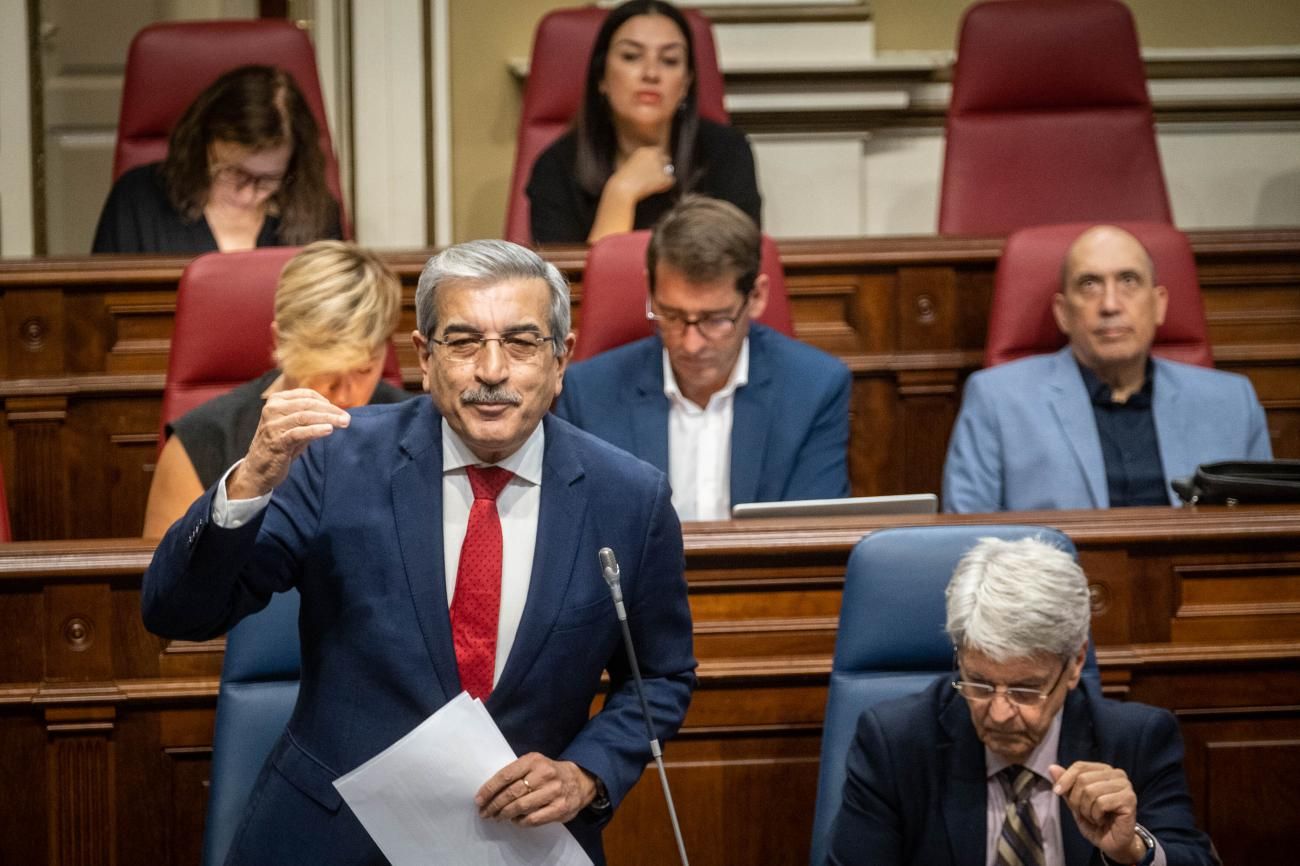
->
[428, 332, 558, 363]
[210, 164, 290, 194]
[646, 297, 748, 340]
[952, 658, 1070, 708]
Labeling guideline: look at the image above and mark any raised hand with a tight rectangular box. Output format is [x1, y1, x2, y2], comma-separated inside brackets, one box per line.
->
[226, 388, 350, 500]
[1050, 761, 1148, 864]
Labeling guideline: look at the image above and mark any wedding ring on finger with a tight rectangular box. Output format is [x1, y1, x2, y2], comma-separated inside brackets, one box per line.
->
[521, 777, 533, 794]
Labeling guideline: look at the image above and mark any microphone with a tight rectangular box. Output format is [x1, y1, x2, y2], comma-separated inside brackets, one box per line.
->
[597, 547, 690, 866]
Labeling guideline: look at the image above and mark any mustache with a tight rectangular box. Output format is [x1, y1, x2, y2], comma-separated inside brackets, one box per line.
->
[460, 385, 523, 405]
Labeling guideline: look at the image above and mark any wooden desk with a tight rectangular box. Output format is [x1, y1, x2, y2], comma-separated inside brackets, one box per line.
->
[2, 229, 1299, 541]
[1, 507, 1297, 865]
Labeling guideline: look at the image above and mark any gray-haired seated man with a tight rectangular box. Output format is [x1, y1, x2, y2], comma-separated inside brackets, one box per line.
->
[826, 536, 1217, 866]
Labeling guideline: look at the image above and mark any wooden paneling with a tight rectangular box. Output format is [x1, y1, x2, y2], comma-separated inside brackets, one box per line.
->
[1, 509, 1298, 864]
[2, 229, 1298, 541]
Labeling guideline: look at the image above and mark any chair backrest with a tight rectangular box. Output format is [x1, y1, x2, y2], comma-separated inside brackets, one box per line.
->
[570, 229, 794, 362]
[504, 5, 729, 246]
[200, 590, 302, 866]
[984, 221, 1212, 368]
[0, 461, 11, 542]
[938, 0, 1171, 235]
[809, 524, 1099, 866]
[113, 20, 348, 236]
[160, 247, 403, 441]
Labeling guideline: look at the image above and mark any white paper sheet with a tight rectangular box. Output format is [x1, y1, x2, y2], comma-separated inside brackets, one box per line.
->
[333, 692, 593, 866]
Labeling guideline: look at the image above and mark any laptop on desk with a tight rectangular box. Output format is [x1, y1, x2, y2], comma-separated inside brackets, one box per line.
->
[730, 493, 939, 519]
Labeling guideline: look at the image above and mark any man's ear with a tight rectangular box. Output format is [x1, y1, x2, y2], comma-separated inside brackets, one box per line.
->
[1153, 283, 1169, 327]
[747, 274, 769, 320]
[411, 330, 432, 391]
[1051, 292, 1070, 336]
[1067, 641, 1089, 690]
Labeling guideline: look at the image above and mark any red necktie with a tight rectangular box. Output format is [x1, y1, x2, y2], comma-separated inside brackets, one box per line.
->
[450, 465, 513, 700]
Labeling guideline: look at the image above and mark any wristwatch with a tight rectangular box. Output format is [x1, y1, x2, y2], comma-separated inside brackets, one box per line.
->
[1133, 823, 1157, 866]
[586, 775, 611, 816]
[1101, 824, 1156, 866]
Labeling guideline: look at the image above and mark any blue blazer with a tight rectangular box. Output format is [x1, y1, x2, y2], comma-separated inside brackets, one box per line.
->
[555, 323, 852, 507]
[826, 676, 1216, 866]
[943, 347, 1272, 513]
[143, 401, 696, 866]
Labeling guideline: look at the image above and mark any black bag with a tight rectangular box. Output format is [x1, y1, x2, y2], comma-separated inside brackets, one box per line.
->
[1171, 460, 1300, 505]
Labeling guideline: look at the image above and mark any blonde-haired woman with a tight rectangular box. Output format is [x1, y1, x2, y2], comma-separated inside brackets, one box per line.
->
[143, 240, 410, 537]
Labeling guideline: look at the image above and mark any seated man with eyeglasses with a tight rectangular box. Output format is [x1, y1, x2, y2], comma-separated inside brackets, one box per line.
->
[826, 536, 1217, 866]
[555, 195, 850, 520]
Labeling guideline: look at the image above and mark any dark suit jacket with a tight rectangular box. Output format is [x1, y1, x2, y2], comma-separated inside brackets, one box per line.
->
[826, 676, 1215, 866]
[143, 400, 696, 865]
[554, 322, 851, 508]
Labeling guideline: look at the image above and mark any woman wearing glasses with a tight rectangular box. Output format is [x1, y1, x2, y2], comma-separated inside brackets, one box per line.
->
[142, 241, 409, 537]
[92, 65, 340, 253]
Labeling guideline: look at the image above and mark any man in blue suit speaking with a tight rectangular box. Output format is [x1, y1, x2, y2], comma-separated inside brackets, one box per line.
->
[944, 224, 1271, 513]
[555, 196, 851, 521]
[826, 537, 1217, 866]
[143, 240, 696, 865]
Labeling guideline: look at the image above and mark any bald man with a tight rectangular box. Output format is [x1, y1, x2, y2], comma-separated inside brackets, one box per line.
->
[943, 225, 1271, 513]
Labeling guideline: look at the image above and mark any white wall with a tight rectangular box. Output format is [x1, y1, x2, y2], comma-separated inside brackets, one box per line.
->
[1, 0, 35, 256]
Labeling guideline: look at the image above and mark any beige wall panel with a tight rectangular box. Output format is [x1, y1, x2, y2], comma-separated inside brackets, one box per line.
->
[448, 0, 569, 243]
[872, 0, 1300, 52]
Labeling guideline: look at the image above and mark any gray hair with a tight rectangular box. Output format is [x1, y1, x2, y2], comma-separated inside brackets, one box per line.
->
[945, 536, 1091, 662]
[415, 239, 571, 357]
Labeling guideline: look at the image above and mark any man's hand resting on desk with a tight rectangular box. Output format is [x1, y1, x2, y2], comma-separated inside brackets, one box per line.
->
[226, 389, 350, 500]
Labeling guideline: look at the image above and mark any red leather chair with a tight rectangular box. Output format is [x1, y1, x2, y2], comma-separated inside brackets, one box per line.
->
[571, 230, 794, 362]
[984, 222, 1212, 369]
[160, 248, 403, 443]
[504, 5, 729, 246]
[939, 0, 1172, 235]
[113, 20, 348, 235]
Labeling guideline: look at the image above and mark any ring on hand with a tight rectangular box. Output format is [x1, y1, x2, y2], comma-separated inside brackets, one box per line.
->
[521, 777, 533, 793]
[663, 162, 675, 177]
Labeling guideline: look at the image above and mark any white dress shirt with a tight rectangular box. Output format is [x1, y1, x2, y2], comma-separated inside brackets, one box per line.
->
[212, 416, 546, 689]
[663, 338, 749, 522]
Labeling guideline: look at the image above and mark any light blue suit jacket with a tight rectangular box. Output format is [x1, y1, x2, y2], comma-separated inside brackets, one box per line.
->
[943, 347, 1272, 513]
[554, 323, 851, 507]
[143, 401, 696, 865]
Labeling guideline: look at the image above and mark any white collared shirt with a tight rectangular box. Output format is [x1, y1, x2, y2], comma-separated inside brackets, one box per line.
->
[663, 338, 749, 522]
[441, 418, 544, 688]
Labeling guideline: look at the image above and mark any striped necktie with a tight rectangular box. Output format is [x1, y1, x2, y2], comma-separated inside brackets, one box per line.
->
[994, 765, 1045, 866]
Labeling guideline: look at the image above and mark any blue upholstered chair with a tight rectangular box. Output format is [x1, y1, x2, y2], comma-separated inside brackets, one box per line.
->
[808, 525, 1098, 866]
[201, 590, 302, 866]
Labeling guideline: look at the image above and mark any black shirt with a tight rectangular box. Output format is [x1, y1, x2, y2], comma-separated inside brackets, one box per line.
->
[526, 119, 762, 244]
[91, 163, 341, 254]
[1078, 360, 1168, 506]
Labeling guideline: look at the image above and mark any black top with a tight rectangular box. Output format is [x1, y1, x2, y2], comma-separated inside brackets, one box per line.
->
[1078, 360, 1168, 506]
[526, 119, 762, 244]
[167, 369, 410, 488]
[91, 162, 342, 254]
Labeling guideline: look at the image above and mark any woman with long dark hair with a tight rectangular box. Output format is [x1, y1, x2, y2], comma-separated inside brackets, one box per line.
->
[526, 0, 760, 244]
[93, 65, 340, 253]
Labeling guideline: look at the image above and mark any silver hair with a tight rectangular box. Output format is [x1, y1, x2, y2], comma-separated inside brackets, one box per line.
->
[945, 536, 1091, 662]
[415, 239, 571, 357]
